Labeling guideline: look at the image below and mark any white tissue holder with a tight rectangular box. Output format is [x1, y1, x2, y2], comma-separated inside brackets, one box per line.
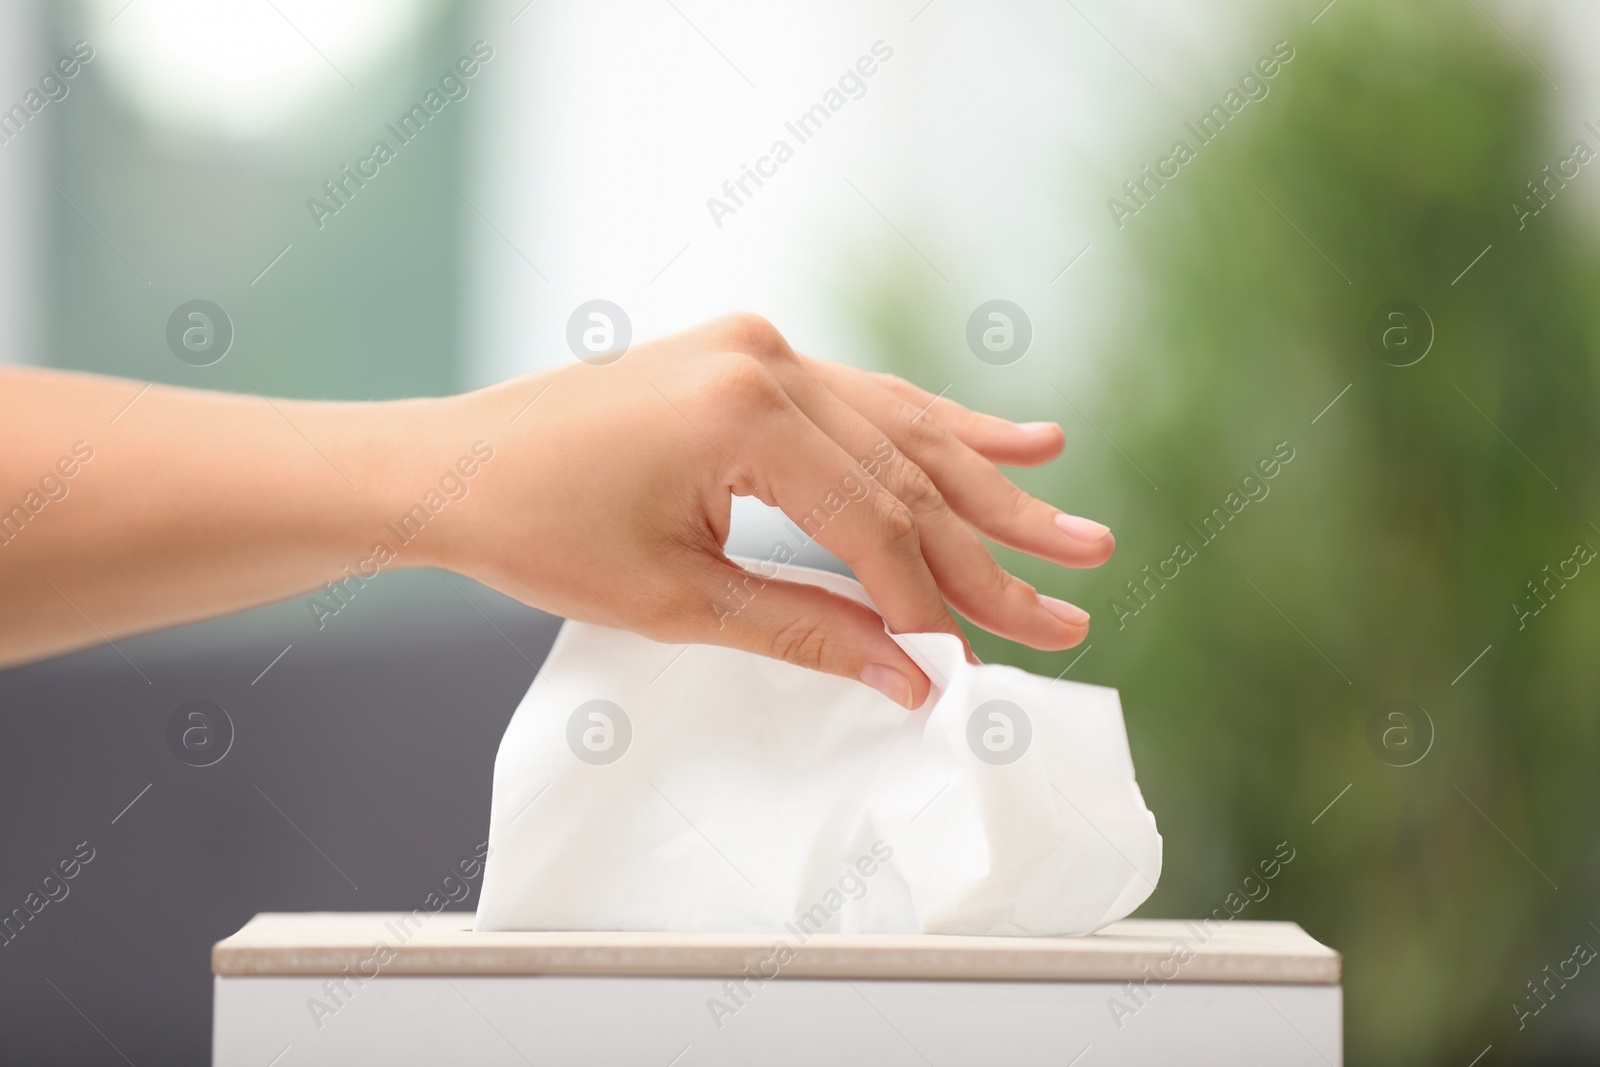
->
[213, 912, 1341, 1065]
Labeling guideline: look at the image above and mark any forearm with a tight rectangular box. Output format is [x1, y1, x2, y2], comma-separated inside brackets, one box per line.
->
[0, 368, 468, 668]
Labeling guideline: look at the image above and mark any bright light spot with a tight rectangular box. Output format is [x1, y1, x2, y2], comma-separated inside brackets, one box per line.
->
[87, 0, 432, 139]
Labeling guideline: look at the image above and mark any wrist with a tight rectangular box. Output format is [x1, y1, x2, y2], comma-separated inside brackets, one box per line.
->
[347, 392, 497, 574]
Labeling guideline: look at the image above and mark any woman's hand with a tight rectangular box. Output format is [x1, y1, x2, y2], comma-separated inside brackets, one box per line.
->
[424, 314, 1114, 708]
[0, 314, 1113, 704]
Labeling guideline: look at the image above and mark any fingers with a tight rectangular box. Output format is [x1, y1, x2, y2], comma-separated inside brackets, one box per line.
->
[815, 360, 1065, 467]
[711, 361, 966, 651]
[805, 358, 1114, 571]
[692, 557, 933, 709]
[763, 358, 1089, 651]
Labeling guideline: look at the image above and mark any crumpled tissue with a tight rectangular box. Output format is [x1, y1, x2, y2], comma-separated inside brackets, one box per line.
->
[474, 561, 1161, 936]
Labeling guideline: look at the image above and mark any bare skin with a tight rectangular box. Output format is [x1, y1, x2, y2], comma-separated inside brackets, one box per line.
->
[0, 314, 1113, 708]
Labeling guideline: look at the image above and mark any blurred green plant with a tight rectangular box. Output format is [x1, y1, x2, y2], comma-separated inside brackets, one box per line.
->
[865, 1, 1600, 1062]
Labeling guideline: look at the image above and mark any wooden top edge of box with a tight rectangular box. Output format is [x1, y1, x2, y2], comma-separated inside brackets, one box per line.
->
[213, 914, 1340, 984]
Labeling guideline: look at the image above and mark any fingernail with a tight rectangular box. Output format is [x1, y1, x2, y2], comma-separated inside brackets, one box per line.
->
[859, 664, 914, 708]
[1018, 421, 1058, 433]
[1054, 512, 1111, 542]
[1038, 594, 1090, 627]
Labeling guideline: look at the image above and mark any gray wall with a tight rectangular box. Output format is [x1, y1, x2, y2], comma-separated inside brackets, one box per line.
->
[0, 570, 559, 1065]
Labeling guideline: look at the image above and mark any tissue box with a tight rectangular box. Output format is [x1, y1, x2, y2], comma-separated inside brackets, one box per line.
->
[212, 912, 1341, 1065]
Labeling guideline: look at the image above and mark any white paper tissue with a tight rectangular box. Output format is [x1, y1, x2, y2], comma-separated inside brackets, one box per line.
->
[474, 561, 1161, 937]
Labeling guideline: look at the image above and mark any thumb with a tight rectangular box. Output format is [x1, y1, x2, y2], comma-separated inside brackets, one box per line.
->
[692, 558, 932, 710]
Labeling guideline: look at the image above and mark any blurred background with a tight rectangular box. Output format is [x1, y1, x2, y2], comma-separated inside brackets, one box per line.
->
[2, 0, 1599, 1062]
